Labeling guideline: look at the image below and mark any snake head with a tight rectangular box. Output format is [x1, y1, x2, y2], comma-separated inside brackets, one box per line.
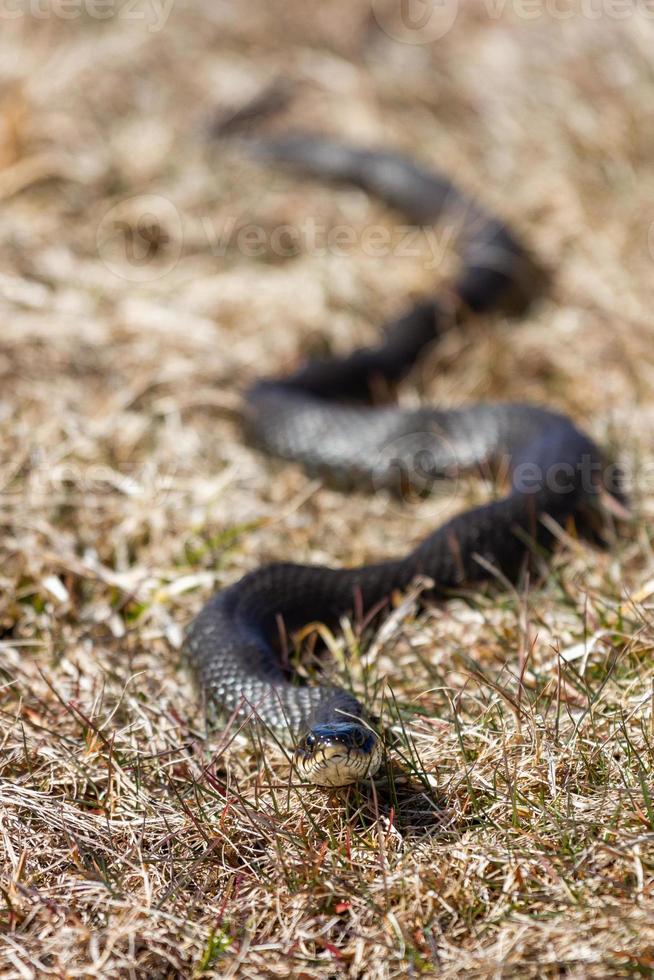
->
[294, 722, 382, 787]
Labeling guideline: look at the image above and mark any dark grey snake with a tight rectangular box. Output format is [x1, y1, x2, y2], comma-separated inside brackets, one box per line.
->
[186, 135, 611, 786]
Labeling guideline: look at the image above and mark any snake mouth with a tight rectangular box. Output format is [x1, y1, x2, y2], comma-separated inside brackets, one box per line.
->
[294, 722, 382, 787]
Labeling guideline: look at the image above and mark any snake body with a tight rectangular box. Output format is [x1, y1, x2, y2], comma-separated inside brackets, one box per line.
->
[186, 136, 605, 786]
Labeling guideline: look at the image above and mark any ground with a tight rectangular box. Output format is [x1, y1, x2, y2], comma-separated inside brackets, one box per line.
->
[1, 2, 654, 977]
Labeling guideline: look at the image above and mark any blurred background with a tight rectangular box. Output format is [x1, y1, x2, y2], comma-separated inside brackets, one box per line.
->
[0, 0, 654, 565]
[2, 2, 651, 585]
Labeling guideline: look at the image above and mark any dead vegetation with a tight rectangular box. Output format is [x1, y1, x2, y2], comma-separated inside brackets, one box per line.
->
[1, 2, 654, 977]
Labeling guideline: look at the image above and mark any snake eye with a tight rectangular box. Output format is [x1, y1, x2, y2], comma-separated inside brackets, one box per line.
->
[304, 733, 316, 750]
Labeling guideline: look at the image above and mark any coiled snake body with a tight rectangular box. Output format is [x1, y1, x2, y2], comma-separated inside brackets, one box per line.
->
[186, 136, 605, 786]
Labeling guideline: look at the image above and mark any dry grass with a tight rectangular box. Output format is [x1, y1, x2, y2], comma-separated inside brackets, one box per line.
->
[1, 2, 654, 977]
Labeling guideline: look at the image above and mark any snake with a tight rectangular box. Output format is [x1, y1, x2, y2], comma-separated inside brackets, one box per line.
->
[185, 135, 608, 787]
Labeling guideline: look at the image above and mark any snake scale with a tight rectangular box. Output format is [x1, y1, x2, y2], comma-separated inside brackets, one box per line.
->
[186, 135, 607, 786]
